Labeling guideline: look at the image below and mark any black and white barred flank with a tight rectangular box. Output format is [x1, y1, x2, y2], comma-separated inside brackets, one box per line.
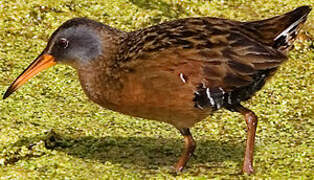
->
[193, 69, 272, 111]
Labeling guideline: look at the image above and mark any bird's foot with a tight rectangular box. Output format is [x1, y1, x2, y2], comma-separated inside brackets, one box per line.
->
[242, 163, 254, 175]
[174, 162, 185, 174]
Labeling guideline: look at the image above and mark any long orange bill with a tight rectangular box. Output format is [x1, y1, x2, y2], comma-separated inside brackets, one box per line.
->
[3, 54, 56, 99]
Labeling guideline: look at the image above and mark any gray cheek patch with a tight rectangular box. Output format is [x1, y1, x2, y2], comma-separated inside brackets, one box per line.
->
[53, 26, 102, 63]
[69, 42, 101, 62]
[68, 29, 102, 62]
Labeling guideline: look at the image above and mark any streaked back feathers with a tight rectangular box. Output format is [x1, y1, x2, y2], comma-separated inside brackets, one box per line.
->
[244, 6, 311, 52]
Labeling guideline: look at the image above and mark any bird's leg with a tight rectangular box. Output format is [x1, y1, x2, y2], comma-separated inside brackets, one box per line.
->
[234, 105, 258, 175]
[174, 128, 196, 173]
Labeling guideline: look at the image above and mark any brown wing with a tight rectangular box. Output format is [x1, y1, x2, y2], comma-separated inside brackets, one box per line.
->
[121, 17, 287, 89]
[118, 17, 288, 109]
[193, 30, 287, 90]
[174, 30, 288, 109]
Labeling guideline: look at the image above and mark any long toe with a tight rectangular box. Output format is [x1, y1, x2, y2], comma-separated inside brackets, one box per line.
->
[242, 164, 254, 175]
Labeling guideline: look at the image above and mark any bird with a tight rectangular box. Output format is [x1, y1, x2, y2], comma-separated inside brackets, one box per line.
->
[3, 6, 311, 174]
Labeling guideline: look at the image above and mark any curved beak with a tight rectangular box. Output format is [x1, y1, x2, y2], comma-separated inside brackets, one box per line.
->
[3, 53, 56, 99]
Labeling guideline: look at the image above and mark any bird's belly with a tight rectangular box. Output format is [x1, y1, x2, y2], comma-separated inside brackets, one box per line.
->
[79, 69, 211, 128]
[112, 71, 211, 128]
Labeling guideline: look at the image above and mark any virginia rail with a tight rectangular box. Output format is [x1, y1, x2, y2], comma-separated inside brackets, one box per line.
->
[3, 6, 311, 174]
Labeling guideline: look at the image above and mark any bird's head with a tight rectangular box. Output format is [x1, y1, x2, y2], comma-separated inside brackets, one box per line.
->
[3, 18, 119, 99]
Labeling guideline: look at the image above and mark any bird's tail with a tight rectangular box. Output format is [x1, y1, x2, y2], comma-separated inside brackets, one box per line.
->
[244, 6, 312, 52]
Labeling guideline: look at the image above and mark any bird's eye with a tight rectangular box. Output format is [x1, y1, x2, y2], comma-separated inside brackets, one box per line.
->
[58, 38, 69, 49]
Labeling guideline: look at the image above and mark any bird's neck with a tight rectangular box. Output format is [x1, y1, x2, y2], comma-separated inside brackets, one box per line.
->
[76, 56, 125, 110]
[75, 30, 138, 110]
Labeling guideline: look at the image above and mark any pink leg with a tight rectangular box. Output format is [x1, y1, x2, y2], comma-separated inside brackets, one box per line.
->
[174, 128, 196, 173]
[235, 105, 258, 174]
